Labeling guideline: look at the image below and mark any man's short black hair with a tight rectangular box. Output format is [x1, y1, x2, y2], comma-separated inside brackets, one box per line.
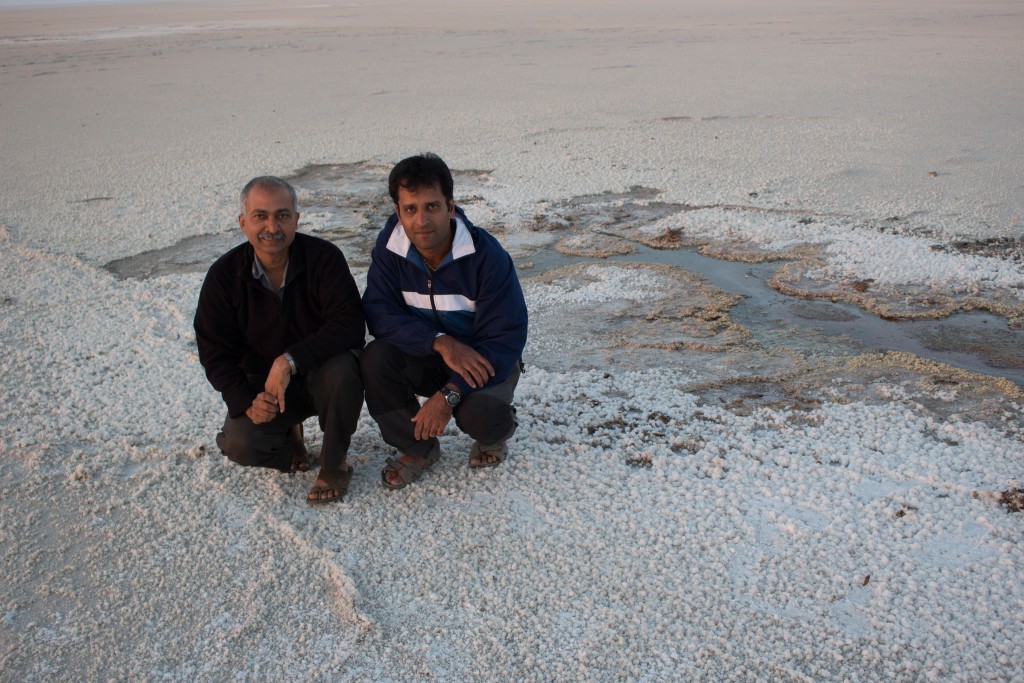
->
[388, 153, 454, 204]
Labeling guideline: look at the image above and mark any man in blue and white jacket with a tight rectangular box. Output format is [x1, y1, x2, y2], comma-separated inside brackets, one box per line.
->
[361, 154, 528, 489]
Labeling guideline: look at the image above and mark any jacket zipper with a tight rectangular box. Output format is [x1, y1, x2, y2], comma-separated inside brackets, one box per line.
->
[426, 277, 447, 332]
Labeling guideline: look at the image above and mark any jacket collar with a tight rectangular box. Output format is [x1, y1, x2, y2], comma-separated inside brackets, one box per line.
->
[385, 213, 475, 268]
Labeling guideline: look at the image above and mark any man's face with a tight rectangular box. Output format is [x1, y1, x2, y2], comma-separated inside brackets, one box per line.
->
[238, 186, 299, 263]
[395, 183, 455, 259]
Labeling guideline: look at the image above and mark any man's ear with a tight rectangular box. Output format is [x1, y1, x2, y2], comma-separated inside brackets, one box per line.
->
[238, 214, 245, 231]
[447, 199, 455, 216]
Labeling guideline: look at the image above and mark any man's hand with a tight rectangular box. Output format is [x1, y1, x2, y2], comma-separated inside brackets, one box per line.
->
[432, 335, 494, 388]
[245, 391, 280, 424]
[265, 354, 293, 413]
[411, 392, 453, 441]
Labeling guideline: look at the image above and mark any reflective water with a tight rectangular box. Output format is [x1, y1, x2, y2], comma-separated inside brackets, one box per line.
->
[521, 242, 1024, 387]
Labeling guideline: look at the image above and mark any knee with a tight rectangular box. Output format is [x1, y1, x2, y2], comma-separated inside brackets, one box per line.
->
[317, 350, 363, 394]
[216, 420, 289, 470]
[455, 397, 517, 445]
[359, 339, 402, 379]
[216, 432, 259, 468]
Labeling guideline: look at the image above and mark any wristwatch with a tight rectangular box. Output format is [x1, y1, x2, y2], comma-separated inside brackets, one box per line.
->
[440, 385, 461, 407]
[283, 352, 298, 375]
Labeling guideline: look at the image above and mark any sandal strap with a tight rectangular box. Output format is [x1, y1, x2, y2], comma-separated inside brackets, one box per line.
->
[318, 466, 353, 489]
[382, 450, 440, 488]
[307, 466, 353, 504]
[385, 456, 424, 481]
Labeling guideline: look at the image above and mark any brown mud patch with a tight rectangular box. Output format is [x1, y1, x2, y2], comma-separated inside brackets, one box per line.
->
[943, 236, 1024, 266]
[687, 350, 1024, 435]
[527, 189, 687, 243]
[798, 350, 1022, 431]
[525, 261, 809, 385]
[284, 161, 395, 268]
[696, 379, 824, 418]
[555, 233, 635, 258]
[526, 184, 832, 262]
[838, 350, 1024, 401]
[104, 162, 495, 278]
[695, 240, 822, 264]
[770, 260, 1024, 328]
[1000, 489, 1024, 512]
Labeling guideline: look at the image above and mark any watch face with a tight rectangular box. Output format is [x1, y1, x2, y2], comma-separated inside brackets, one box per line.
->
[443, 387, 460, 406]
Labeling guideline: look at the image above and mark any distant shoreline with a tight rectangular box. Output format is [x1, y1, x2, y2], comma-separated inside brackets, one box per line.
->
[0, 0, 170, 7]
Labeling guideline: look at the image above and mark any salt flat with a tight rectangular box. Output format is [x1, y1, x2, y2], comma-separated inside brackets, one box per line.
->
[0, 1, 1022, 681]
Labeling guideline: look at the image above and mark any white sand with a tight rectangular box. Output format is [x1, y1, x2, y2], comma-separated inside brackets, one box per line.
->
[1, 1, 1023, 681]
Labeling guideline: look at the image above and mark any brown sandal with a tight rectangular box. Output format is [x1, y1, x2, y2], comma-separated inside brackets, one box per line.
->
[307, 466, 353, 505]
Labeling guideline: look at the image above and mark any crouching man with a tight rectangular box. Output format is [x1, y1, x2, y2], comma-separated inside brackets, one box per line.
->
[361, 154, 528, 489]
[194, 176, 365, 504]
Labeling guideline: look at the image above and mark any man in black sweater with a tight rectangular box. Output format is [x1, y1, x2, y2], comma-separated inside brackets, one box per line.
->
[194, 176, 365, 504]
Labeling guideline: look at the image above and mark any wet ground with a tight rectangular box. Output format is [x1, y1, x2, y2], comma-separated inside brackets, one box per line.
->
[523, 240, 1024, 388]
[105, 162, 1024, 395]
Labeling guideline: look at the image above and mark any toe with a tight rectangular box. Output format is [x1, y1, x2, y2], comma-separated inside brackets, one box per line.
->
[308, 477, 340, 501]
[471, 452, 496, 467]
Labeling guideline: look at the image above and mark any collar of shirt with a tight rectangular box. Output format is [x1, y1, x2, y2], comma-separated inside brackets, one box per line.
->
[251, 257, 288, 300]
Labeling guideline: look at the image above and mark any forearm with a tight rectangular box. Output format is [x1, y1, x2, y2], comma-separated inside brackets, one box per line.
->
[211, 370, 258, 418]
[196, 341, 257, 417]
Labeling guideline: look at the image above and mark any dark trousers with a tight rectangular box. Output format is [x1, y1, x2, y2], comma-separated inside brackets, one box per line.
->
[360, 339, 520, 459]
[216, 350, 363, 471]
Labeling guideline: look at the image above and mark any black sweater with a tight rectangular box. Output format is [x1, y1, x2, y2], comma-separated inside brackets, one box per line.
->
[194, 233, 365, 417]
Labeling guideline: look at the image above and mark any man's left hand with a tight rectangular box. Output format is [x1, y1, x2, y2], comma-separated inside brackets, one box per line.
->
[432, 335, 494, 388]
[265, 354, 293, 413]
[411, 392, 453, 440]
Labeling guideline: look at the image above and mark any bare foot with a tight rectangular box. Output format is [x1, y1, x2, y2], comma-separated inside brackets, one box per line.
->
[289, 424, 310, 473]
[469, 451, 500, 467]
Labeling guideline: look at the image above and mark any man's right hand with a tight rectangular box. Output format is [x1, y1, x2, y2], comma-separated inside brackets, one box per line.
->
[432, 334, 494, 388]
[245, 391, 280, 424]
[265, 354, 293, 414]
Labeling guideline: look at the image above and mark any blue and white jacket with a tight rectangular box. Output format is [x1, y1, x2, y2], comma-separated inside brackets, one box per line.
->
[362, 207, 528, 395]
